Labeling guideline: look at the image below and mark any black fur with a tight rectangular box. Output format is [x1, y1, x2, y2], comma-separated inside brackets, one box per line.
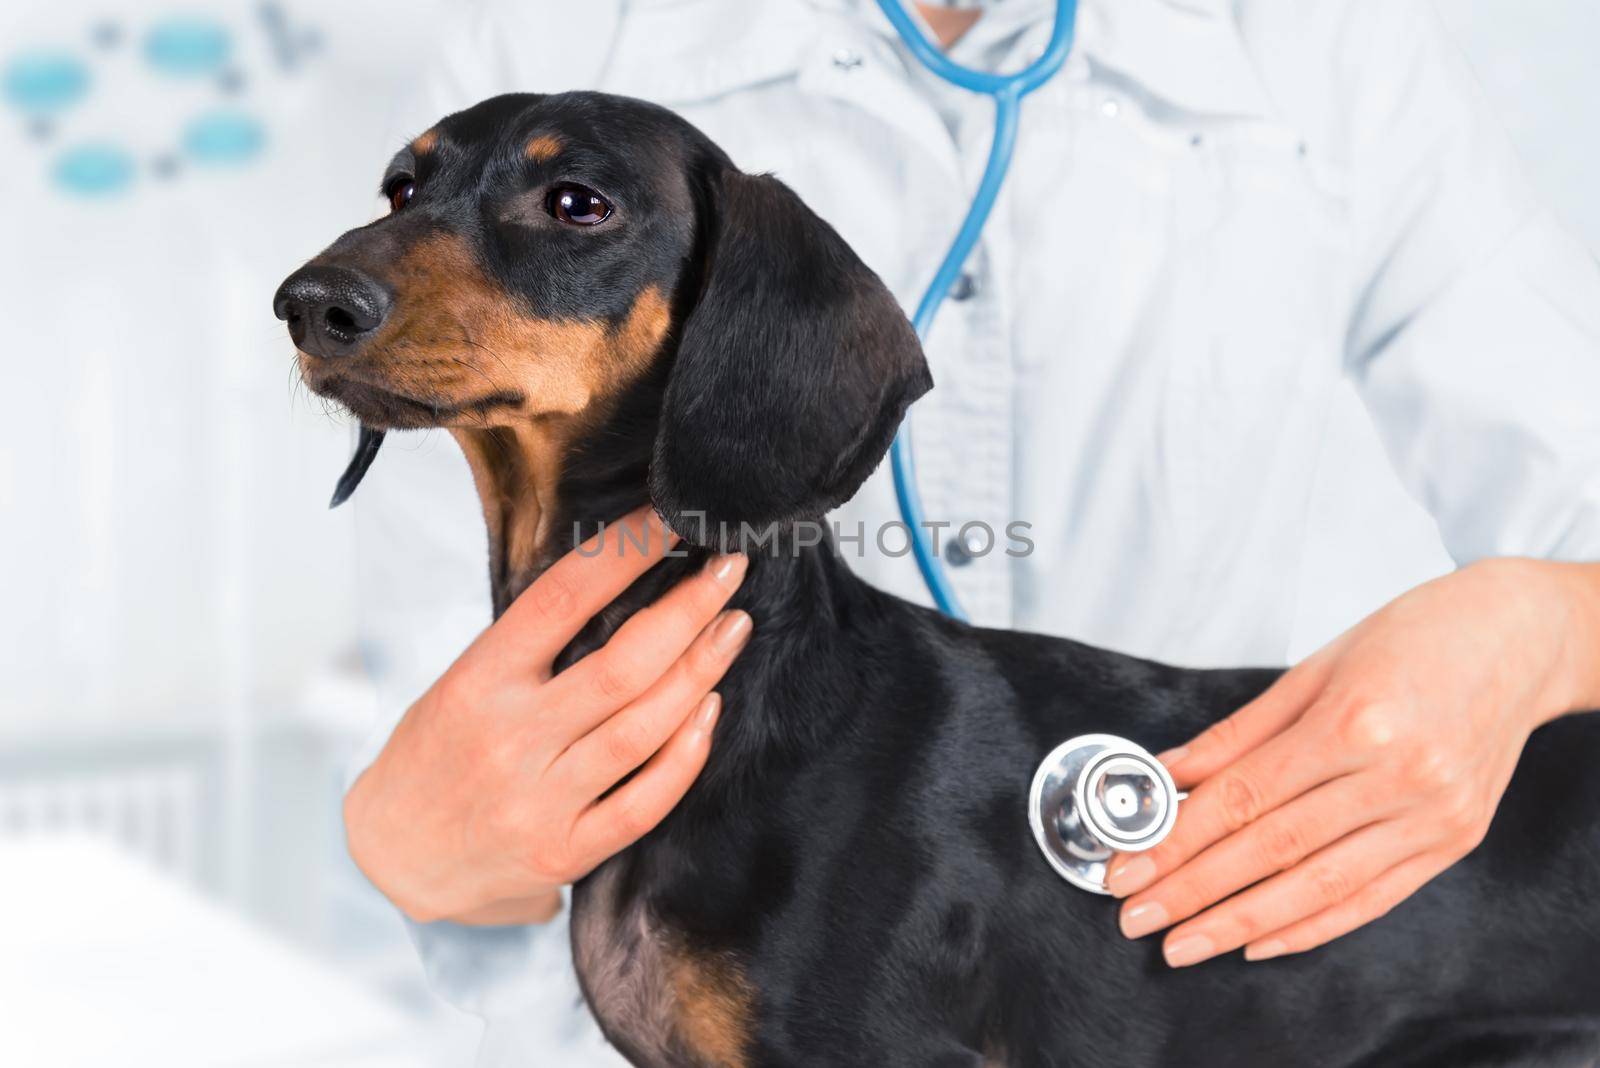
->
[282, 92, 1600, 1067]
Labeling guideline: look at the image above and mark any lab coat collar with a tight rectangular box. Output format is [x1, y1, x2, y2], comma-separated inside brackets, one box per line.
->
[607, 0, 1273, 121]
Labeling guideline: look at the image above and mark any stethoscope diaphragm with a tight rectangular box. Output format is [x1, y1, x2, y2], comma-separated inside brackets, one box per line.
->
[1028, 734, 1182, 893]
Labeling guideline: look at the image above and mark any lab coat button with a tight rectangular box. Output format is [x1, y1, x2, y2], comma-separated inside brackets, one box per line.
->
[944, 529, 985, 567]
[832, 49, 864, 72]
[949, 272, 977, 301]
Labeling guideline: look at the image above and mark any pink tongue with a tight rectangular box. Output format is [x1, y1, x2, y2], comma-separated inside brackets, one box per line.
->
[329, 425, 386, 509]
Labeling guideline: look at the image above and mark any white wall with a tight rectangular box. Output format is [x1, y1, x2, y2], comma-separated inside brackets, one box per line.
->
[0, 0, 451, 738]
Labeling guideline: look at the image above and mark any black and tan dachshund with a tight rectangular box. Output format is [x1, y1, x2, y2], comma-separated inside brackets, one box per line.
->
[275, 92, 1600, 1067]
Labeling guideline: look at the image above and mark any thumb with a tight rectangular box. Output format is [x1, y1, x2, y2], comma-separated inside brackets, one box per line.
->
[1160, 650, 1334, 787]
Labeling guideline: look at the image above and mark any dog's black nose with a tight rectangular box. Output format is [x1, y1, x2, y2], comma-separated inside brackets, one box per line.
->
[273, 265, 392, 358]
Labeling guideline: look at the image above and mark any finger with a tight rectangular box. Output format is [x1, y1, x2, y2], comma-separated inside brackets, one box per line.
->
[1156, 820, 1429, 967]
[485, 507, 679, 669]
[555, 609, 752, 798]
[547, 553, 748, 739]
[1106, 711, 1354, 898]
[1161, 651, 1336, 787]
[1242, 851, 1452, 962]
[568, 692, 722, 866]
[1117, 771, 1394, 936]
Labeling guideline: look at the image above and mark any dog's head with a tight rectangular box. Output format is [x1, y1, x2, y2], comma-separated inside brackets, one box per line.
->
[276, 91, 929, 588]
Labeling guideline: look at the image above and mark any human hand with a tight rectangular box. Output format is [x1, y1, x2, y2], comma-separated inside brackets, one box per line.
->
[343, 507, 753, 926]
[1108, 558, 1600, 965]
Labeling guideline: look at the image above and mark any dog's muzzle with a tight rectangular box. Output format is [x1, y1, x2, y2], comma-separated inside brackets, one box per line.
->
[1029, 734, 1183, 894]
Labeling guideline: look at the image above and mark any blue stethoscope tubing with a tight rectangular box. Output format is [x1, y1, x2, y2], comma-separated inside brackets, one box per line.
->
[872, 0, 1078, 622]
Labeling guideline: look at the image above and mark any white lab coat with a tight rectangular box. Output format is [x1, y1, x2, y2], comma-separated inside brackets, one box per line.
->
[345, 1, 1600, 1062]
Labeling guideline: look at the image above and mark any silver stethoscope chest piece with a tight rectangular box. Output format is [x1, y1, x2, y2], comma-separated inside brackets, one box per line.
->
[1029, 734, 1183, 894]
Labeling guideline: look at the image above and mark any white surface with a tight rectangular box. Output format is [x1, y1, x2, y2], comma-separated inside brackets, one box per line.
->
[0, 835, 427, 1068]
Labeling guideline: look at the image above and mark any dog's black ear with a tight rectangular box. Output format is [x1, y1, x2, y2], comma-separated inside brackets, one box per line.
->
[649, 169, 931, 545]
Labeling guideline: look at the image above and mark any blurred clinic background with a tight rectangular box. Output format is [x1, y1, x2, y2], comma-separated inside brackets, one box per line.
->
[0, 2, 1597, 1066]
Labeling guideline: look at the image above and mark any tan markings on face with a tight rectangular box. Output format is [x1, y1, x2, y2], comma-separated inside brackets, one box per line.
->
[411, 128, 439, 154]
[524, 133, 563, 162]
[372, 232, 667, 423]
[670, 947, 754, 1068]
[295, 232, 671, 612]
[382, 252, 670, 613]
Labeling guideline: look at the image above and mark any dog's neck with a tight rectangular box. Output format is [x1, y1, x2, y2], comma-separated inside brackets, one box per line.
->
[566, 530, 884, 779]
[454, 421, 578, 618]
[454, 403, 889, 783]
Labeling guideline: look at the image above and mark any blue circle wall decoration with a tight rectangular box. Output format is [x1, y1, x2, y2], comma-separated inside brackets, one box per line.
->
[144, 17, 232, 77]
[53, 142, 136, 196]
[183, 109, 265, 164]
[3, 51, 90, 115]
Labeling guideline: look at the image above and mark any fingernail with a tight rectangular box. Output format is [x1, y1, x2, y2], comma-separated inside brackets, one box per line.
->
[1119, 900, 1169, 940]
[707, 552, 748, 587]
[1244, 939, 1286, 962]
[1105, 855, 1156, 897]
[711, 609, 753, 654]
[1164, 934, 1215, 968]
[695, 692, 722, 731]
[1157, 745, 1188, 767]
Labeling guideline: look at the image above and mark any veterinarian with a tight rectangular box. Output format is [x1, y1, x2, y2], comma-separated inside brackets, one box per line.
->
[340, 1, 1600, 1061]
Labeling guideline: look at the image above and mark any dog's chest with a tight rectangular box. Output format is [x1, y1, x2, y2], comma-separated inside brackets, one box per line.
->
[570, 863, 678, 1063]
[571, 860, 754, 1068]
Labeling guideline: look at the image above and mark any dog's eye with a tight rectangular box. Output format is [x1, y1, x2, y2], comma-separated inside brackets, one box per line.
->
[385, 176, 415, 214]
[548, 183, 611, 226]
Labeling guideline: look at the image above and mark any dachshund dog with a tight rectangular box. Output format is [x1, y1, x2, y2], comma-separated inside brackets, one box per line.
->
[276, 92, 1600, 1067]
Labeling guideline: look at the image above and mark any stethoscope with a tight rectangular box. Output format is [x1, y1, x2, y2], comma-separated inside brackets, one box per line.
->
[875, 0, 1185, 891]
[1028, 735, 1186, 893]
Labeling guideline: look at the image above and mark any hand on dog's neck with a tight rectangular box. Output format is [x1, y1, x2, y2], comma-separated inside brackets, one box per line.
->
[452, 397, 885, 783]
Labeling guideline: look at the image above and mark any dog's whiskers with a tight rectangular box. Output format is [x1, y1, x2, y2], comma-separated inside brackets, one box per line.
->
[448, 354, 501, 394]
[449, 331, 516, 378]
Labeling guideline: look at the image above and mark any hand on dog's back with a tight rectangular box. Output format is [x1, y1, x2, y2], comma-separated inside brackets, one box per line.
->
[343, 507, 752, 926]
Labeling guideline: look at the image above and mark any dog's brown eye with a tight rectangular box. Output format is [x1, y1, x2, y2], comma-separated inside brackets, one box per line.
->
[549, 183, 611, 226]
[386, 177, 415, 214]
